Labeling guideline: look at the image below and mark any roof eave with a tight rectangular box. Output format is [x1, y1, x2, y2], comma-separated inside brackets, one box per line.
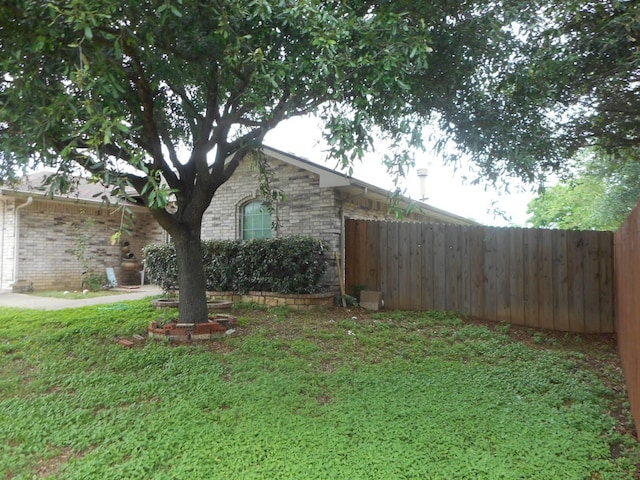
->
[0, 188, 146, 211]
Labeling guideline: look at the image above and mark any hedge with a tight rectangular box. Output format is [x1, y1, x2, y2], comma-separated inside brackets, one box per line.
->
[144, 236, 328, 294]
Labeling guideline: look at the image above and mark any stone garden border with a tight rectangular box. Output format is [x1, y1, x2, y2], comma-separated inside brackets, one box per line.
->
[207, 291, 335, 310]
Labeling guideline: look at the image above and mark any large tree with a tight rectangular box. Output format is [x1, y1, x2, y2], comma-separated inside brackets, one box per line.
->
[1, 0, 440, 323]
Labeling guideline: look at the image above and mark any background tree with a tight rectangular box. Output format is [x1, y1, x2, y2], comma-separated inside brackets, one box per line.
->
[527, 178, 609, 230]
[527, 151, 640, 230]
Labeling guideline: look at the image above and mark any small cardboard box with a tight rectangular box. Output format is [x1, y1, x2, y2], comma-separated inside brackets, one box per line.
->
[360, 290, 383, 311]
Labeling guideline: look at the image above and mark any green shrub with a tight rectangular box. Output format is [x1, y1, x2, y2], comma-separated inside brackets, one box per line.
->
[82, 272, 107, 291]
[144, 236, 327, 294]
[142, 243, 178, 292]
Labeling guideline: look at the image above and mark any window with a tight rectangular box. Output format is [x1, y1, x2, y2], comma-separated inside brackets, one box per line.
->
[242, 201, 272, 240]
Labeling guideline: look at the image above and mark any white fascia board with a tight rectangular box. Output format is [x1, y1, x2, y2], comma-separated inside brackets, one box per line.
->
[0, 188, 146, 211]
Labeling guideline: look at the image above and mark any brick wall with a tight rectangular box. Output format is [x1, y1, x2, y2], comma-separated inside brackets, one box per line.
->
[203, 157, 340, 241]
[210, 291, 335, 310]
[341, 192, 457, 223]
[203, 156, 343, 291]
[14, 198, 164, 291]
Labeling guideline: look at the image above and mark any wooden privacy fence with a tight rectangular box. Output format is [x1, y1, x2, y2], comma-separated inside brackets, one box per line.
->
[614, 203, 640, 441]
[345, 219, 615, 334]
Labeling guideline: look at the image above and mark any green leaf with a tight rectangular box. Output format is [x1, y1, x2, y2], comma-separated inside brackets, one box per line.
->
[109, 230, 121, 245]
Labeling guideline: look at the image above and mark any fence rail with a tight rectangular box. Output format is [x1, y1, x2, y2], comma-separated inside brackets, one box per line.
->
[344, 219, 614, 334]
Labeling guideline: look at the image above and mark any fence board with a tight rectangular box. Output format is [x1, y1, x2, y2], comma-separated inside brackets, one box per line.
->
[344, 219, 357, 296]
[583, 230, 603, 333]
[509, 228, 525, 326]
[398, 221, 411, 307]
[538, 229, 555, 330]
[445, 225, 459, 312]
[523, 229, 540, 328]
[599, 232, 614, 333]
[552, 230, 570, 331]
[421, 224, 434, 310]
[378, 220, 388, 298]
[365, 220, 379, 291]
[432, 223, 446, 312]
[389, 221, 401, 307]
[460, 226, 471, 316]
[410, 223, 423, 309]
[494, 228, 511, 323]
[357, 219, 369, 293]
[483, 228, 498, 321]
[400, 222, 412, 307]
[469, 226, 484, 318]
[567, 232, 586, 332]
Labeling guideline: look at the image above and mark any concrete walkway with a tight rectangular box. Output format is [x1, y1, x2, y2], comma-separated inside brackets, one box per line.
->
[0, 285, 162, 310]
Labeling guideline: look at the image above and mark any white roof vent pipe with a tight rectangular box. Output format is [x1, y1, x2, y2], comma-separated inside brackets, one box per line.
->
[417, 168, 428, 202]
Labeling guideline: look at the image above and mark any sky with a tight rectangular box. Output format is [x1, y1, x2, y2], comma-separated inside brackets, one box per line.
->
[264, 116, 537, 227]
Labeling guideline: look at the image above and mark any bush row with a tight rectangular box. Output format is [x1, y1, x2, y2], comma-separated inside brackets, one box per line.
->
[144, 236, 328, 294]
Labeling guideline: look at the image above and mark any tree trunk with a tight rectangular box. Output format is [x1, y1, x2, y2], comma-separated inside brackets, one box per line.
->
[172, 228, 209, 324]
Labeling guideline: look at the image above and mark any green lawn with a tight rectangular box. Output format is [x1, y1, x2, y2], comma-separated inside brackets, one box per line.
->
[0, 301, 638, 479]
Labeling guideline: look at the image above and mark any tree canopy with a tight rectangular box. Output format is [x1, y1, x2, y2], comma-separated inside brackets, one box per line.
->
[1, 1, 433, 199]
[413, 0, 639, 186]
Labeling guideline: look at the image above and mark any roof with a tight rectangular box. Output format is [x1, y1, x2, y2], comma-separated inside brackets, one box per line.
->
[1, 147, 478, 225]
[0, 171, 140, 207]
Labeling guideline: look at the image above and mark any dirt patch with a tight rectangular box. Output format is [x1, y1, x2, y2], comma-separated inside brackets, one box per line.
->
[33, 446, 79, 479]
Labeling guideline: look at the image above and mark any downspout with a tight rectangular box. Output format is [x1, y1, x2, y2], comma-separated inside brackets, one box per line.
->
[339, 202, 346, 304]
[0, 198, 5, 289]
[13, 196, 33, 286]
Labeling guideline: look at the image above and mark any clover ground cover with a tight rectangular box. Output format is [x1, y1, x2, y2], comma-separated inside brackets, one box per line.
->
[0, 302, 637, 479]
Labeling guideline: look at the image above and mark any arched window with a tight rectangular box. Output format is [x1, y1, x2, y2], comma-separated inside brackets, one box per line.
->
[242, 200, 272, 240]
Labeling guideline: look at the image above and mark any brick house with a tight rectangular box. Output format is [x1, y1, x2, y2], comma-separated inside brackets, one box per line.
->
[0, 173, 165, 291]
[0, 146, 475, 292]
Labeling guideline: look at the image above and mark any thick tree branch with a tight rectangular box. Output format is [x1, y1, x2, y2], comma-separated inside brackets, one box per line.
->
[223, 65, 255, 118]
[216, 93, 292, 185]
[165, 79, 202, 136]
[203, 67, 221, 129]
[121, 41, 169, 169]
[154, 116, 184, 174]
